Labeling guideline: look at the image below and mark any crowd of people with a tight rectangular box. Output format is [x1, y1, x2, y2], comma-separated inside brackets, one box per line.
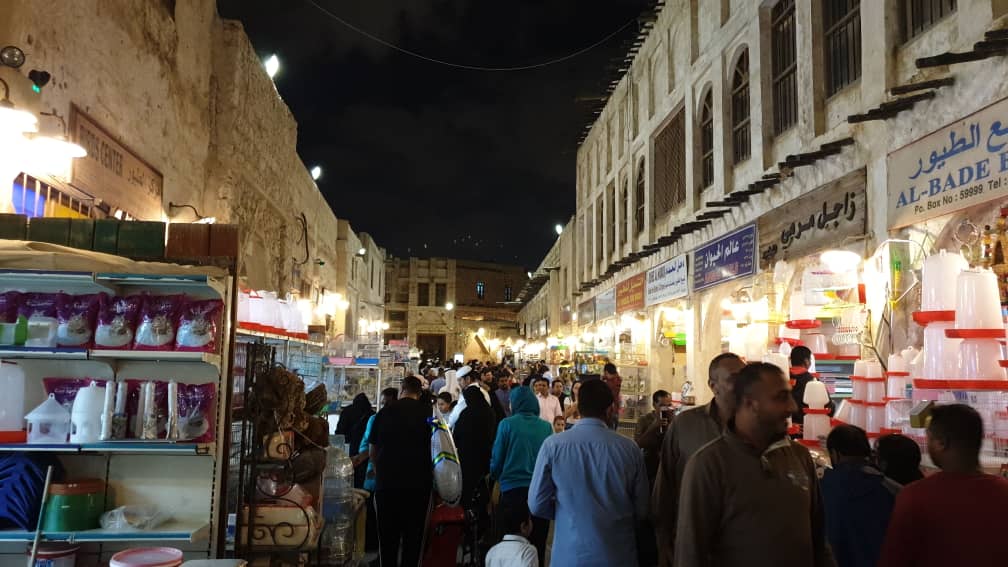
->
[344, 353, 1008, 567]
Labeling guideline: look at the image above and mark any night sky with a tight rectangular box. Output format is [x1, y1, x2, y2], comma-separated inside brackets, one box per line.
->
[216, 0, 652, 268]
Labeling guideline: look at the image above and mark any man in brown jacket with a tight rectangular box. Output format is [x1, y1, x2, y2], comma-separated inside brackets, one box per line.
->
[652, 352, 743, 566]
[674, 362, 835, 567]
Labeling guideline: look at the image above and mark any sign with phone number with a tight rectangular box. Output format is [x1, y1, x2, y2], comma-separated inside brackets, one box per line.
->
[888, 95, 1008, 228]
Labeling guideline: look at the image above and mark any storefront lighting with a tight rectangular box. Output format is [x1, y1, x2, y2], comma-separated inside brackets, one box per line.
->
[296, 299, 313, 325]
[445, 302, 454, 311]
[382, 322, 390, 330]
[264, 54, 280, 79]
[546, 336, 559, 347]
[820, 249, 862, 274]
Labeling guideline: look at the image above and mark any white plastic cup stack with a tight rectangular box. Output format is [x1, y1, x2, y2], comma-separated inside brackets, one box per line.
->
[921, 250, 968, 312]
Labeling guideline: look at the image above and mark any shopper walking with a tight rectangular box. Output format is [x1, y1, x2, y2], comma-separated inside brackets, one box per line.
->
[551, 379, 567, 409]
[356, 387, 399, 554]
[790, 346, 834, 424]
[429, 370, 446, 397]
[602, 363, 623, 428]
[562, 380, 581, 429]
[652, 352, 743, 566]
[674, 362, 834, 567]
[875, 433, 924, 486]
[448, 366, 488, 429]
[879, 404, 1008, 567]
[369, 376, 433, 567]
[480, 367, 508, 423]
[821, 425, 900, 567]
[494, 373, 513, 417]
[454, 384, 497, 510]
[634, 389, 671, 567]
[528, 379, 649, 567]
[490, 385, 553, 565]
[532, 376, 563, 425]
[337, 393, 374, 487]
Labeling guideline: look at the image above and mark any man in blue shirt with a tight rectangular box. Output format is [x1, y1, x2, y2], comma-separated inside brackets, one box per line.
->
[528, 379, 649, 566]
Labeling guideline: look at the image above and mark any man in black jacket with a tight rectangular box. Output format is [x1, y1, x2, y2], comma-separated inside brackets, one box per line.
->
[790, 346, 835, 425]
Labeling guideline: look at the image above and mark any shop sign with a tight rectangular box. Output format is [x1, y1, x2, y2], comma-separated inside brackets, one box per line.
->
[595, 288, 616, 319]
[616, 273, 646, 313]
[692, 224, 757, 292]
[645, 254, 689, 306]
[758, 169, 866, 265]
[577, 297, 596, 326]
[69, 105, 163, 220]
[888, 96, 1008, 228]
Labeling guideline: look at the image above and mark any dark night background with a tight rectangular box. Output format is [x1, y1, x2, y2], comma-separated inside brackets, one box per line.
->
[217, 0, 651, 268]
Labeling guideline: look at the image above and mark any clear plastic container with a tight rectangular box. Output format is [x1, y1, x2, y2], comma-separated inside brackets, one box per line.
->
[0, 361, 25, 433]
[849, 400, 866, 429]
[867, 379, 886, 403]
[866, 402, 886, 434]
[323, 435, 354, 525]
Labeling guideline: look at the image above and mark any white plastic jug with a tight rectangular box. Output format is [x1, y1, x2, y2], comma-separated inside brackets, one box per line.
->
[70, 381, 105, 443]
[0, 361, 24, 433]
[803, 379, 830, 409]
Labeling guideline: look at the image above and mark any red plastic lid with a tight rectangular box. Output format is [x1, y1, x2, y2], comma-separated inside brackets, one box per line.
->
[830, 418, 846, 427]
[786, 319, 821, 330]
[775, 337, 804, 346]
[846, 399, 864, 405]
[804, 408, 831, 415]
[866, 432, 882, 439]
[797, 439, 821, 447]
[864, 377, 885, 382]
[1000, 360, 1008, 368]
[110, 547, 183, 567]
[865, 401, 888, 407]
[0, 430, 26, 443]
[813, 353, 836, 360]
[885, 371, 910, 377]
[945, 328, 1006, 339]
[836, 355, 860, 360]
[912, 378, 1008, 391]
[883, 396, 906, 402]
[787, 425, 801, 435]
[849, 375, 865, 381]
[879, 427, 903, 435]
[912, 310, 956, 326]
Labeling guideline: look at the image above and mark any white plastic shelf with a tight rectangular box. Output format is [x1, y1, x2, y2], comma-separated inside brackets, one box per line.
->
[0, 347, 88, 360]
[96, 272, 226, 299]
[0, 442, 215, 455]
[0, 347, 219, 366]
[0, 519, 210, 542]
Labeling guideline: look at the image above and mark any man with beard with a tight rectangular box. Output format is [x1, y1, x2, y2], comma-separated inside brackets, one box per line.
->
[674, 362, 834, 567]
[480, 367, 507, 423]
[495, 373, 513, 417]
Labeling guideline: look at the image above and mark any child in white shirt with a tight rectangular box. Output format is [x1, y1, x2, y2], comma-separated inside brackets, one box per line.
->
[485, 499, 539, 567]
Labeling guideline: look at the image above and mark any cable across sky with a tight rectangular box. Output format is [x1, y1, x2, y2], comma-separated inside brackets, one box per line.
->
[304, 0, 639, 72]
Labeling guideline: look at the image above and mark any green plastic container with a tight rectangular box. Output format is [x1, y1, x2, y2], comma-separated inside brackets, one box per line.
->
[43, 479, 105, 532]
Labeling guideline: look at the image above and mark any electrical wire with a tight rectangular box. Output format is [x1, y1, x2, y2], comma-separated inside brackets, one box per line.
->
[304, 0, 640, 72]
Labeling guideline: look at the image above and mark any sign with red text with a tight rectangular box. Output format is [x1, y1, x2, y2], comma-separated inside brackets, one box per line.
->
[888, 96, 1008, 228]
[616, 273, 646, 313]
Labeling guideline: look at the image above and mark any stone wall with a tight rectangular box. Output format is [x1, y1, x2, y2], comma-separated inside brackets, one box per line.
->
[0, 0, 370, 305]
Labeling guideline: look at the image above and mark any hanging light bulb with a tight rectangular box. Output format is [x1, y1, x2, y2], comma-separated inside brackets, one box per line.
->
[0, 79, 37, 135]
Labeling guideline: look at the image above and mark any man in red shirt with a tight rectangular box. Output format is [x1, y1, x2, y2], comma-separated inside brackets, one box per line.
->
[879, 403, 1008, 567]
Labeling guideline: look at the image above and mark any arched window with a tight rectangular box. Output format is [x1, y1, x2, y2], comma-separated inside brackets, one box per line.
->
[620, 179, 629, 247]
[700, 90, 715, 188]
[635, 160, 646, 234]
[731, 50, 750, 164]
[772, 0, 797, 134]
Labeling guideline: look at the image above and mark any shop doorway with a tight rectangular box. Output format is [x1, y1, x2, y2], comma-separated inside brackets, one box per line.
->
[416, 333, 446, 361]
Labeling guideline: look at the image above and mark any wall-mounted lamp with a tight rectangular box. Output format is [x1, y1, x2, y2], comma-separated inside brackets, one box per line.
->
[445, 302, 454, 311]
[168, 202, 215, 224]
[356, 247, 367, 257]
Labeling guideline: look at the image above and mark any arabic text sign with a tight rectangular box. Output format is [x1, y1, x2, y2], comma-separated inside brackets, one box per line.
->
[595, 289, 616, 320]
[759, 169, 866, 266]
[616, 273, 646, 313]
[577, 298, 596, 326]
[69, 105, 163, 220]
[646, 254, 689, 306]
[692, 224, 757, 292]
[888, 96, 1008, 228]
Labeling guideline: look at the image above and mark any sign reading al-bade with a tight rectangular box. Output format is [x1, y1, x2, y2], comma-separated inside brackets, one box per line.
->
[692, 224, 757, 292]
[645, 254, 688, 306]
[888, 96, 1008, 228]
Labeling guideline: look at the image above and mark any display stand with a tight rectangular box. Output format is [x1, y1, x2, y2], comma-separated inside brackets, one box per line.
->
[0, 265, 233, 565]
[615, 365, 650, 438]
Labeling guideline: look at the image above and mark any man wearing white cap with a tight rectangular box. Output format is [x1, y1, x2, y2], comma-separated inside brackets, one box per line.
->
[447, 365, 491, 429]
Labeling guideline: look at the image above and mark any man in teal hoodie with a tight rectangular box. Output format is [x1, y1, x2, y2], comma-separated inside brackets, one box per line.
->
[491, 385, 553, 565]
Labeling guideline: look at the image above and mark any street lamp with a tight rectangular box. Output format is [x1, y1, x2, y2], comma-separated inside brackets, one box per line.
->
[310, 165, 322, 180]
[555, 224, 563, 235]
[264, 54, 280, 79]
[445, 302, 454, 311]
